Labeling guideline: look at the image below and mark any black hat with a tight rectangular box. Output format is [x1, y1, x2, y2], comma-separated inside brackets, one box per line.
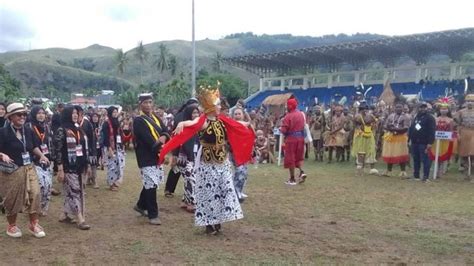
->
[138, 93, 153, 104]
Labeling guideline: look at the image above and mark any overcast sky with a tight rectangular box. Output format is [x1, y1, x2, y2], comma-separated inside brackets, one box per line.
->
[0, 0, 473, 53]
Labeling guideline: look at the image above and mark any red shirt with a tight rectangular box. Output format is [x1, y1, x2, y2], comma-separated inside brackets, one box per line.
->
[280, 110, 305, 138]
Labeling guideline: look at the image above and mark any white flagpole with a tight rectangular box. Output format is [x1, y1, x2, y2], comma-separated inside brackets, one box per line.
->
[433, 139, 440, 180]
[278, 134, 283, 166]
[469, 157, 472, 177]
[191, 0, 196, 97]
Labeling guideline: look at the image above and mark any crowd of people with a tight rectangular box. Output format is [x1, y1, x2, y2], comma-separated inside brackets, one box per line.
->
[0, 88, 473, 239]
[305, 95, 474, 181]
[0, 85, 256, 238]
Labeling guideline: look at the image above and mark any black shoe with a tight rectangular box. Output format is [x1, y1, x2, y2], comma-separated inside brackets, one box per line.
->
[214, 224, 221, 233]
[205, 225, 217, 235]
[133, 205, 146, 216]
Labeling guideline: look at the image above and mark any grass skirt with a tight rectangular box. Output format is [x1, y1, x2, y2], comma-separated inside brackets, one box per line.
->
[351, 130, 376, 164]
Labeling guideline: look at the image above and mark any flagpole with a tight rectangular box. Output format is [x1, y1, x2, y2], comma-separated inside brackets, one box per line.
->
[191, 0, 196, 97]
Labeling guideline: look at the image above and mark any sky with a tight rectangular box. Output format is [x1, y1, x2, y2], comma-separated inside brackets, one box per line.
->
[0, 0, 473, 53]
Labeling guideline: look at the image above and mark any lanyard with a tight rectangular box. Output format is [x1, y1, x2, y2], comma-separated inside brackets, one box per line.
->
[11, 125, 26, 152]
[68, 129, 81, 144]
[33, 126, 45, 143]
[392, 114, 403, 128]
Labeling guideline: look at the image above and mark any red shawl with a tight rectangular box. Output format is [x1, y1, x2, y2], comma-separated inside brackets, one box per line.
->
[159, 114, 255, 166]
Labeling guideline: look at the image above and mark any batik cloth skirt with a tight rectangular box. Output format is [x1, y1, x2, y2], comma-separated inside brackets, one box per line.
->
[234, 164, 248, 199]
[0, 165, 41, 216]
[194, 160, 243, 226]
[178, 160, 196, 205]
[140, 165, 165, 190]
[351, 130, 377, 164]
[35, 165, 52, 212]
[106, 148, 125, 186]
[382, 133, 409, 164]
[63, 172, 85, 216]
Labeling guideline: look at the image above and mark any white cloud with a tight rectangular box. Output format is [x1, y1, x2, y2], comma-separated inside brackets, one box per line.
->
[0, 0, 472, 52]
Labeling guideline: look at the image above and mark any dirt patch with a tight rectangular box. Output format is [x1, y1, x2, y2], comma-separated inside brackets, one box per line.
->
[0, 155, 473, 264]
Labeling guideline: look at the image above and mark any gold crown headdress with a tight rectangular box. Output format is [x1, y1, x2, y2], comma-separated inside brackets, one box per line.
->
[198, 81, 221, 114]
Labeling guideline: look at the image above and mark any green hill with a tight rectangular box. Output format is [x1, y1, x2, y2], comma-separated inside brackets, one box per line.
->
[0, 33, 386, 98]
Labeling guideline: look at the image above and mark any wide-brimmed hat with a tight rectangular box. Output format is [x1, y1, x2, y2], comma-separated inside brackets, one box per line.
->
[5, 103, 27, 119]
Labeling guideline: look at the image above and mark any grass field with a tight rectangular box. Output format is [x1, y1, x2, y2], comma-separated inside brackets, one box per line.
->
[1, 153, 473, 265]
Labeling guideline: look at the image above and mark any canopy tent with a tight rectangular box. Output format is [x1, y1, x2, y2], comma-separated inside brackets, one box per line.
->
[262, 93, 294, 116]
[262, 93, 294, 106]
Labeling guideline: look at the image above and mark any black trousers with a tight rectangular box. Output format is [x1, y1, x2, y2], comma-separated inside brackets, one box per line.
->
[136, 186, 158, 219]
[164, 168, 181, 193]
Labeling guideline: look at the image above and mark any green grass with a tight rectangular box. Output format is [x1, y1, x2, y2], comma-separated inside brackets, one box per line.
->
[0, 152, 473, 264]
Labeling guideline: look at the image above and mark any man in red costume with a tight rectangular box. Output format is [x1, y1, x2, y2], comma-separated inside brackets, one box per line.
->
[280, 97, 307, 185]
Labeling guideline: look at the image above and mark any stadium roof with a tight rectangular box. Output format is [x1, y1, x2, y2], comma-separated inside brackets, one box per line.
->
[223, 28, 474, 73]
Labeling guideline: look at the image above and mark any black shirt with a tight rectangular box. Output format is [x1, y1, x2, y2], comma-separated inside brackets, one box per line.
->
[53, 127, 88, 173]
[30, 124, 52, 164]
[101, 120, 121, 150]
[0, 125, 37, 166]
[80, 118, 97, 157]
[408, 112, 436, 145]
[133, 115, 169, 168]
[51, 113, 61, 133]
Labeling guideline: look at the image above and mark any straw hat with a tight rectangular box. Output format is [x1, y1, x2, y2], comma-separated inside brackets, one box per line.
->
[5, 103, 27, 119]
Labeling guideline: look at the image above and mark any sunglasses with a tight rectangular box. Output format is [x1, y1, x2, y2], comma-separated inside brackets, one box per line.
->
[14, 113, 27, 118]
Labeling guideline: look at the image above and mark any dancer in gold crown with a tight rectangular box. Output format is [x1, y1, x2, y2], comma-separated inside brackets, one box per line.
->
[160, 83, 255, 235]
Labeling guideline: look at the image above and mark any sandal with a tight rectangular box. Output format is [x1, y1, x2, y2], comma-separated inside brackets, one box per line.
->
[77, 222, 91, 230]
[59, 216, 75, 224]
[186, 205, 196, 213]
[298, 173, 307, 184]
[165, 192, 174, 198]
[205, 225, 217, 235]
[110, 185, 119, 192]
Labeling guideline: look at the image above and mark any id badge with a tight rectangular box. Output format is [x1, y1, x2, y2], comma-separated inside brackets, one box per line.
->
[40, 144, 49, 155]
[22, 152, 31, 166]
[96, 141, 100, 149]
[76, 145, 84, 157]
[415, 123, 422, 131]
[116, 135, 122, 144]
[193, 144, 199, 153]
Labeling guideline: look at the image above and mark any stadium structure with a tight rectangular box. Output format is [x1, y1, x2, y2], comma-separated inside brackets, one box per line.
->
[223, 28, 474, 109]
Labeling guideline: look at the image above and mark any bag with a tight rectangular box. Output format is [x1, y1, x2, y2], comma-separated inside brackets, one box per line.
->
[302, 112, 313, 144]
[0, 161, 19, 174]
[360, 115, 373, 138]
[304, 124, 313, 144]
